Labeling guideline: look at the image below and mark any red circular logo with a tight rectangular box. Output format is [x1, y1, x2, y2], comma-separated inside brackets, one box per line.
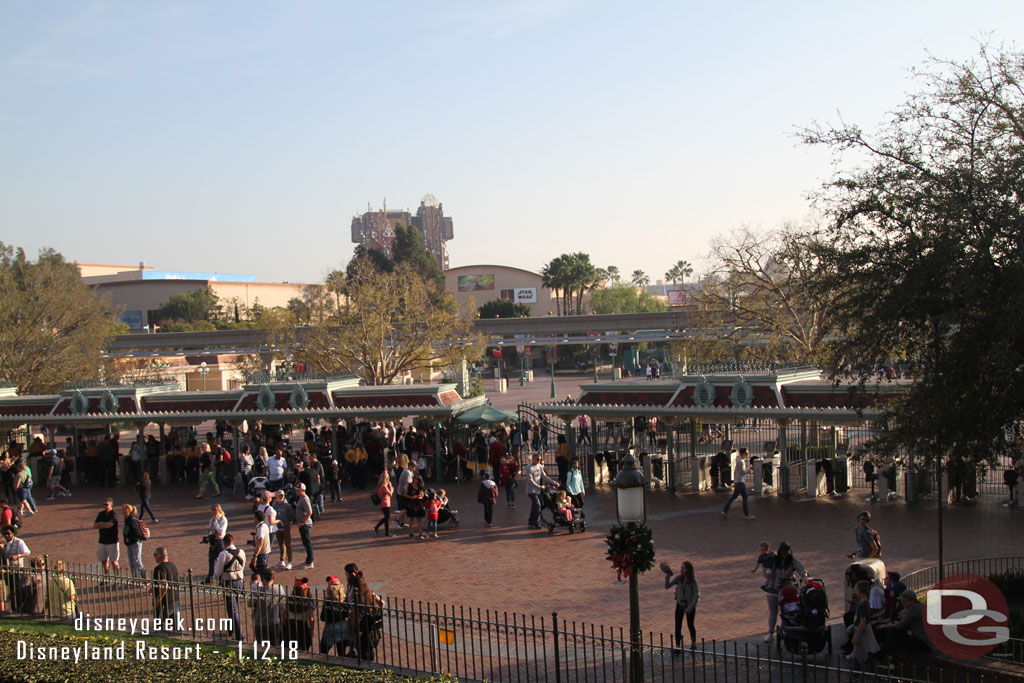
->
[923, 573, 1010, 660]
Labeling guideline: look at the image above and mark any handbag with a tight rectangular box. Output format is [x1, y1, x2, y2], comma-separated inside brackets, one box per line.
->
[370, 491, 382, 506]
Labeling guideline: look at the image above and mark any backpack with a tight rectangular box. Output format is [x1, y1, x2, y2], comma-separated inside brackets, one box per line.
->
[370, 491, 382, 506]
[9, 509, 22, 529]
[252, 457, 266, 477]
[138, 519, 151, 540]
[868, 528, 882, 556]
[221, 448, 232, 464]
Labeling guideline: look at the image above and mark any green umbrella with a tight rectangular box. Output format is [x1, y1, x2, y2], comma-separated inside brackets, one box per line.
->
[455, 404, 520, 426]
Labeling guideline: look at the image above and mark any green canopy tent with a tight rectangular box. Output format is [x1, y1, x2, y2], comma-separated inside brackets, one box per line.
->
[455, 404, 520, 426]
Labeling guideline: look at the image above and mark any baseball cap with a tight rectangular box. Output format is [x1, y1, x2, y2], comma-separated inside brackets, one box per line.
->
[297, 483, 306, 491]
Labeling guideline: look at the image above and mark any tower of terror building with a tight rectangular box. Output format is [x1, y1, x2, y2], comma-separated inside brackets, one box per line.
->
[350, 194, 454, 269]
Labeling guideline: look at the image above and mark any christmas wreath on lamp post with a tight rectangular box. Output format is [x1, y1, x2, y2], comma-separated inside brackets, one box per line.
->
[607, 452, 652, 683]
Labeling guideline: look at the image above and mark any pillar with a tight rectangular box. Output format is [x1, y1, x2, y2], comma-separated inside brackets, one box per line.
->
[778, 420, 790, 498]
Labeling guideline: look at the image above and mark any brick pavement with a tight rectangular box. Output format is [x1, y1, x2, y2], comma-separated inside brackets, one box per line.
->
[12, 463, 1019, 645]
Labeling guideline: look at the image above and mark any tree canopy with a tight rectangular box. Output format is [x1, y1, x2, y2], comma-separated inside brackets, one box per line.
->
[301, 258, 480, 385]
[801, 43, 1024, 468]
[153, 287, 221, 325]
[478, 299, 532, 319]
[691, 224, 833, 363]
[0, 244, 119, 393]
[541, 253, 599, 316]
[590, 283, 668, 315]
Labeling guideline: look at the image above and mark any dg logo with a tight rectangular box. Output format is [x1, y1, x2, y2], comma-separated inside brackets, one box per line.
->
[924, 573, 1010, 659]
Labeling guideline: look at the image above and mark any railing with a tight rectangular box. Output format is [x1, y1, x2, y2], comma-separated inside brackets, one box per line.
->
[0, 561, 974, 682]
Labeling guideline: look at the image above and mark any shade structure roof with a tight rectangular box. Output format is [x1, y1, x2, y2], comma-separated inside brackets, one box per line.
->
[0, 378, 486, 427]
[454, 404, 520, 426]
[532, 369, 904, 425]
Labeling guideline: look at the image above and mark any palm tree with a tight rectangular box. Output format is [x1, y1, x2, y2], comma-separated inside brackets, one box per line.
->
[541, 255, 571, 316]
[665, 260, 694, 287]
[631, 270, 650, 288]
[606, 265, 620, 283]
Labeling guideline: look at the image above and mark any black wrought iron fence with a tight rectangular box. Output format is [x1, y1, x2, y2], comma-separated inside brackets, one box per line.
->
[0, 561, 983, 682]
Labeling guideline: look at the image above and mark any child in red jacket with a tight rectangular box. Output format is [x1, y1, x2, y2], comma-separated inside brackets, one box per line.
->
[425, 491, 441, 539]
[478, 472, 499, 527]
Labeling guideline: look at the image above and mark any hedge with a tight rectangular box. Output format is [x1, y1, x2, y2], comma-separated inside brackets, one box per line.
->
[0, 622, 458, 683]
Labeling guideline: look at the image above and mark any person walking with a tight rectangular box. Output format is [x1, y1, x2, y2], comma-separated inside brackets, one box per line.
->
[847, 511, 881, 559]
[136, 472, 157, 523]
[663, 560, 700, 654]
[566, 458, 585, 511]
[294, 483, 314, 570]
[554, 435, 570, 486]
[194, 447, 220, 499]
[526, 453, 558, 530]
[150, 547, 179, 628]
[404, 475, 426, 539]
[498, 452, 519, 508]
[764, 541, 808, 643]
[212, 533, 246, 641]
[373, 471, 394, 537]
[721, 448, 755, 520]
[122, 504, 146, 580]
[477, 472, 499, 527]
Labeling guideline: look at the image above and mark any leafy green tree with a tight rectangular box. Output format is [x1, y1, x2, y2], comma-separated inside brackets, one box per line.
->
[0, 244, 118, 393]
[393, 224, 444, 290]
[590, 284, 668, 314]
[478, 299, 532, 319]
[153, 287, 221, 324]
[301, 259, 481, 385]
[801, 43, 1024, 469]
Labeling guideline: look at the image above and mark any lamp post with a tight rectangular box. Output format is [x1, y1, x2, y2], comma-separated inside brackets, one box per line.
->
[614, 453, 646, 683]
[550, 363, 556, 399]
[198, 362, 209, 391]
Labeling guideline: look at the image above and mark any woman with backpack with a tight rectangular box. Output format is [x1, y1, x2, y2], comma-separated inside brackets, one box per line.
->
[372, 471, 394, 537]
[122, 504, 146, 580]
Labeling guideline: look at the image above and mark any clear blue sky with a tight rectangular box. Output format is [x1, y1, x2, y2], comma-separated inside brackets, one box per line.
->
[1, 1, 1020, 284]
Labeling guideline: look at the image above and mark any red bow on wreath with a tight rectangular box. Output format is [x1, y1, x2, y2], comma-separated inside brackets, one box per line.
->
[611, 552, 635, 580]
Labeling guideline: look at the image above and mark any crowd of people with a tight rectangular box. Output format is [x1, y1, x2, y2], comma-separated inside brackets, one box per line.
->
[0, 422, 940, 669]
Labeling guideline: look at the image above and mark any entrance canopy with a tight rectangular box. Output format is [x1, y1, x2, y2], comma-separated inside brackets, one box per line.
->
[535, 368, 901, 425]
[0, 377, 486, 428]
[455, 404, 520, 426]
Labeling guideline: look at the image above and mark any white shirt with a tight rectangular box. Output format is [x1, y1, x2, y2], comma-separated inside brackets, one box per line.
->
[733, 456, 747, 485]
[240, 452, 254, 475]
[1, 538, 30, 567]
[398, 468, 414, 497]
[267, 456, 285, 480]
[213, 545, 247, 581]
[208, 515, 228, 539]
[254, 522, 271, 555]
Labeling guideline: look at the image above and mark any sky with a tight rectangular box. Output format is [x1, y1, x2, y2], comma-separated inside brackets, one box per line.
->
[1, 1, 1021, 285]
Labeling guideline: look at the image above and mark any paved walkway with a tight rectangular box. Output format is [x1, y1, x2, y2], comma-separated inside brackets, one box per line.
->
[14, 461, 1019, 645]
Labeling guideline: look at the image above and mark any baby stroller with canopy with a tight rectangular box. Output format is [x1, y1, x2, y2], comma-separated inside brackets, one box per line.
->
[539, 490, 586, 534]
[777, 578, 832, 655]
[436, 502, 460, 529]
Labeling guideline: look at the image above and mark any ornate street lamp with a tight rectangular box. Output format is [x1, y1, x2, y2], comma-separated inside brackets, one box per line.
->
[198, 362, 209, 392]
[613, 453, 647, 683]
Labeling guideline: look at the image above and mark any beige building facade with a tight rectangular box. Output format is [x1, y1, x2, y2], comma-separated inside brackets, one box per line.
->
[446, 264, 590, 317]
[79, 263, 318, 330]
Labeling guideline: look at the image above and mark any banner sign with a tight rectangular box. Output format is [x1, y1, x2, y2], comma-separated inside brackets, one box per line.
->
[514, 288, 537, 304]
[458, 274, 495, 291]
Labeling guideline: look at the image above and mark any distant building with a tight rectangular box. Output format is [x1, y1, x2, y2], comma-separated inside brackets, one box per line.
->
[350, 194, 453, 269]
[446, 264, 591, 317]
[78, 262, 318, 331]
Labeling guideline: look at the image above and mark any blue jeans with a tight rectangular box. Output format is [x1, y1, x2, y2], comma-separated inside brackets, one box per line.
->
[222, 578, 245, 640]
[504, 482, 516, 504]
[20, 487, 37, 513]
[722, 482, 749, 516]
[126, 542, 146, 579]
[528, 493, 542, 526]
[139, 496, 157, 521]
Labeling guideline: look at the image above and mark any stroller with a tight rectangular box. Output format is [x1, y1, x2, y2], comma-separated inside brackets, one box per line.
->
[777, 578, 832, 655]
[437, 503, 460, 529]
[539, 490, 586, 534]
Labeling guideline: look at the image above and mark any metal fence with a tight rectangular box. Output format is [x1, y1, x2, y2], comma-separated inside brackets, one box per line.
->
[0, 561, 988, 682]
